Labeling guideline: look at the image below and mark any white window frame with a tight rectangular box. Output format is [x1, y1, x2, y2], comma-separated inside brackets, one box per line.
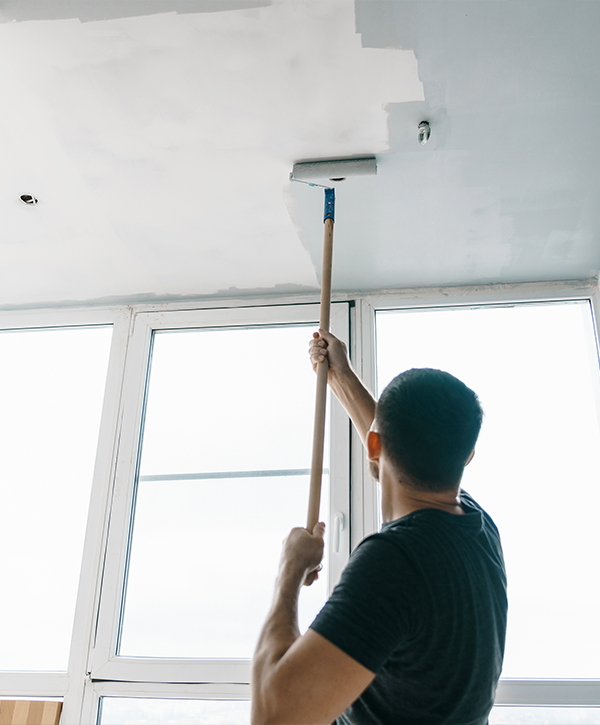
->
[359, 278, 600, 710]
[87, 681, 252, 725]
[0, 305, 131, 724]
[83, 302, 351, 717]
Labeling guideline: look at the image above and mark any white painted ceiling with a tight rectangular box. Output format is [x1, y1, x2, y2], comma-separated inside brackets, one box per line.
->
[1, 0, 599, 307]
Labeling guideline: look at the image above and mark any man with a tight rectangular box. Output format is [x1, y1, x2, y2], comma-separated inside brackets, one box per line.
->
[251, 329, 507, 725]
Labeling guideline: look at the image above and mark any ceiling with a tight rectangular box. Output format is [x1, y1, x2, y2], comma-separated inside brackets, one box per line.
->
[1, 0, 599, 308]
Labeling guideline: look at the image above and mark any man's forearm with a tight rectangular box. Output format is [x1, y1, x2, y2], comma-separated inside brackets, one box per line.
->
[329, 367, 377, 446]
[251, 567, 304, 723]
[252, 525, 326, 724]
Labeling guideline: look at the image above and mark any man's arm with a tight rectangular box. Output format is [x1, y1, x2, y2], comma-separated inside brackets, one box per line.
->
[309, 330, 376, 446]
[251, 524, 375, 725]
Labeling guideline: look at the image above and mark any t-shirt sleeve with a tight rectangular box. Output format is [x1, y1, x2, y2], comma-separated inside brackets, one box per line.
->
[310, 533, 414, 674]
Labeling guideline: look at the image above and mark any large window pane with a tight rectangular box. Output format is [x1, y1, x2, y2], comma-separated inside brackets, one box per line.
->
[119, 325, 329, 659]
[138, 326, 322, 474]
[0, 326, 112, 670]
[120, 473, 328, 658]
[100, 697, 250, 724]
[375, 302, 600, 679]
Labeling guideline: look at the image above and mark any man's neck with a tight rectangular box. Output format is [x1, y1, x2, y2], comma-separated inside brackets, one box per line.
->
[380, 467, 463, 523]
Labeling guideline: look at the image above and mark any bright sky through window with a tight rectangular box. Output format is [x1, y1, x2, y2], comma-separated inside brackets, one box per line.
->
[0, 326, 112, 670]
[376, 302, 600, 679]
[119, 324, 329, 659]
[100, 697, 250, 724]
[489, 707, 600, 724]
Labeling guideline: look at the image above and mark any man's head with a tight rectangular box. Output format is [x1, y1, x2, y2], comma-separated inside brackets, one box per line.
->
[370, 368, 483, 491]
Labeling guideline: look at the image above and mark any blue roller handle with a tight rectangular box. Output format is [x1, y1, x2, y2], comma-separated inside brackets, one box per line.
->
[324, 187, 335, 222]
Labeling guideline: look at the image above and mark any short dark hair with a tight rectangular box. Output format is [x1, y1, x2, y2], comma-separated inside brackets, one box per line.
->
[375, 368, 483, 490]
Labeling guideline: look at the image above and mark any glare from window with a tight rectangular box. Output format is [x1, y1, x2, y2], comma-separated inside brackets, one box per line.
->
[119, 325, 329, 659]
[100, 697, 250, 725]
[489, 707, 600, 724]
[376, 302, 600, 679]
[0, 326, 112, 671]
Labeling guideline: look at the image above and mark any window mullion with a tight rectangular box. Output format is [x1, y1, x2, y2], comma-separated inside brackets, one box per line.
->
[89, 312, 154, 679]
[61, 309, 134, 725]
[328, 303, 351, 590]
[350, 299, 378, 548]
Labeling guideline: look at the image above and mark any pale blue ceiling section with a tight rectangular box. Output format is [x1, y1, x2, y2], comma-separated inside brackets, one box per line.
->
[0, 0, 271, 23]
[324, 0, 600, 289]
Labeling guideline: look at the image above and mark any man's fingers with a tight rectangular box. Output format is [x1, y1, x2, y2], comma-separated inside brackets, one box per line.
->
[309, 335, 328, 366]
[318, 328, 335, 340]
[310, 334, 327, 350]
[310, 329, 349, 374]
[311, 521, 326, 539]
[303, 563, 323, 587]
[282, 524, 325, 577]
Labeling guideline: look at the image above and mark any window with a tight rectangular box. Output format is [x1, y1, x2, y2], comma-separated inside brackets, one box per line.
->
[1, 288, 599, 722]
[89, 303, 350, 716]
[489, 707, 600, 724]
[374, 298, 600, 717]
[0, 325, 112, 672]
[100, 696, 251, 724]
[120, 324, 331, 659]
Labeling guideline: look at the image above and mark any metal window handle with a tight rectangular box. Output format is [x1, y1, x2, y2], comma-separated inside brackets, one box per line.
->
[334, 512, 345, 553]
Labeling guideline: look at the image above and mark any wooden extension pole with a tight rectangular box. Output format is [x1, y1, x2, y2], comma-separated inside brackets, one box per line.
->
[307, 188, 335, 531]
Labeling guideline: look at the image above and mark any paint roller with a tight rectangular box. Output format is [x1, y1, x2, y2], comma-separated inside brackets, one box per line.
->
[290, 156, 377, 532]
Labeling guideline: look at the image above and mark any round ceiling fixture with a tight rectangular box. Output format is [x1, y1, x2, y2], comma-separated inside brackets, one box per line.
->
[20, 194, 38, 205]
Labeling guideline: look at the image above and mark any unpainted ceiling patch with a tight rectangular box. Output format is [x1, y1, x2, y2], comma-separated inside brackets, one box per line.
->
[0, 1, 424, 305]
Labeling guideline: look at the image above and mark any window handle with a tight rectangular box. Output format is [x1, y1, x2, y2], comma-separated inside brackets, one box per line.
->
[333, 512, 345, 553]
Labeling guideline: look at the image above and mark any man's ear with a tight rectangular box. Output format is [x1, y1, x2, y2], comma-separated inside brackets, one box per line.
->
[367, 430, 382, 462]
[465, 449, 475, 466]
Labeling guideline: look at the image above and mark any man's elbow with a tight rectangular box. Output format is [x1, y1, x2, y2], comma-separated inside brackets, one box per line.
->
[251, 666, 324, 724]
[251, 712, 277, 725]
[251, 686, 308, 725]
[251, 698, 283, 725]
[250, 679, 279, 725]
[252, 696, 333, 725]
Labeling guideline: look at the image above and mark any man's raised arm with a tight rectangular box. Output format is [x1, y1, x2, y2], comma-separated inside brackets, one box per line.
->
[309, 329, 376, 446]
[251, 524, 375, 724]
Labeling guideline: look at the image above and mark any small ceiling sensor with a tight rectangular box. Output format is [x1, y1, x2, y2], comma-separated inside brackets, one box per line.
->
[418, 121, 431, 145]
[20, 194, 38, 205]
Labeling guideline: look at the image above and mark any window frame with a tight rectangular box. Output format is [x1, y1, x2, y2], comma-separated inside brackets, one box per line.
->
[89, 682, 251, 725]
[0, 306, 130, 723]
[87, 302, 352, 690]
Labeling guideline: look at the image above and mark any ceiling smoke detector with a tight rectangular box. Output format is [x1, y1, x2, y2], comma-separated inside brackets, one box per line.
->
[20, 194, 38, 205]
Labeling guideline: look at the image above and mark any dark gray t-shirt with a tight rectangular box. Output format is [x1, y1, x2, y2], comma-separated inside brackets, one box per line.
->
[310, 491, 507, 725]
